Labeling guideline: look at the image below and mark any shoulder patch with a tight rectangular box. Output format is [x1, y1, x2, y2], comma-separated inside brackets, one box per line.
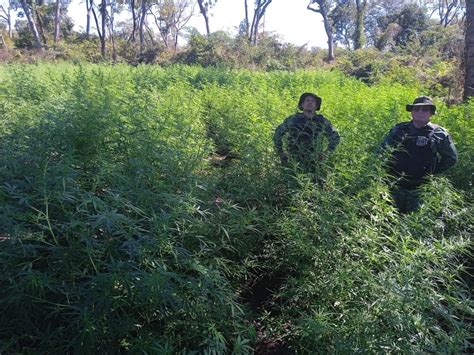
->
[432, 125, 449, 138]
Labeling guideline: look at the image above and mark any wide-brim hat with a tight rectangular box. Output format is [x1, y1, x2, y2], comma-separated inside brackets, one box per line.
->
[298, 92, 322, 111]
[406, 96, 436, 113]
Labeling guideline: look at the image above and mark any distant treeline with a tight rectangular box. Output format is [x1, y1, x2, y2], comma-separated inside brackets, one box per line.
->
[1, 1, 473, 100]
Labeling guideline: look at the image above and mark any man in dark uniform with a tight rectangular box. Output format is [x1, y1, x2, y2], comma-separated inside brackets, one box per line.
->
[273, 92, 340, 177]
[380, 96, 458, 213]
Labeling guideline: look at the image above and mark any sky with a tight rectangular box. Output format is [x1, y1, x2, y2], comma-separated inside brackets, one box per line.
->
[66, 0, 328, 49]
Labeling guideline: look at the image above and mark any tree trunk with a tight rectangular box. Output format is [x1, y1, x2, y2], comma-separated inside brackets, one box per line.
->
[129, 0, 137, 42]
[173, 25, 179, 50]
[151, 8, 170, 48]
[307, 1, 334, 61]
[109, 2, 116, 61]
[0, 2, 13, 38]
[244, 0, 249, 38]
[465, 0, 474, 99]
[437, 0, 463, 27]
[33, 1, 47, 45]
[19, 0, 42, 49]
[145, 21, 155, 46]
[54, 0, 61, 42]
[323, 12, 335, 61]
[86, 0, 92, 37]
[249, 0, 272, 45]
[91, 5, 105, 56]
[100, 0, 107, 56]
[249, 3, 257, 44]
[197, 0, 210, 35]
[139, 0, 147, 54]
[110, 26, 116, 61]
[353, 0, 366, 50]
[8, 4, 12, 38]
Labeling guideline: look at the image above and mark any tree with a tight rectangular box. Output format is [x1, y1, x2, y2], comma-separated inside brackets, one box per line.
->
[100, 0, 106, 55]
[17, 0, 43, 48]
[197, 0, 216, 35]
[366, 2, 430, 50]
[150, 0, 194, 50]
[53, 0, 60, 41]
[138, 0, 148, 52]
[307, 0, 335, 61]
[0, 0, 13, 38]
[106, 0, 123, 60]
[392, 4, 430, 46]
[365, 0, 407, 47]
[84, 0, 107, 56]
[243, 0, 249, 37]
[126, 0, 138, 42]
[331, 0, 354, 49]
[33, 0, 49, 45]
[39, 1, 73, 38]
[465, 0, 474, 98]
[437, 0, 465, 27]
[353, 0, 367, 49]
[329, 0, 367, 50]
[85, 0, 92, 37]
[246, 0, 272, 45]
[420, 0, 465, 27]
[13, 0, 73, 48]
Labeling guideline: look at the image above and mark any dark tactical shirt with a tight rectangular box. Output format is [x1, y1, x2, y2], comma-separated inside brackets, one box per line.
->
[273, 113, 340, 165]
[380, 121, 458, 188]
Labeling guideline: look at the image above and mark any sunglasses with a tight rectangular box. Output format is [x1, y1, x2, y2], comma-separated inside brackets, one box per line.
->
[412, 106, 432, 112]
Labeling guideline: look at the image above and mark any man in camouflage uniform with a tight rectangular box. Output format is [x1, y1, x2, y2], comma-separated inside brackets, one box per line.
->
[380, 96, 458, 213]
[273, 92, 340, 177]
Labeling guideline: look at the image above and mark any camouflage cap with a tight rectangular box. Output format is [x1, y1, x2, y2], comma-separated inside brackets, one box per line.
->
[406, 96, 436, 114]
[298, 92, 322, 111]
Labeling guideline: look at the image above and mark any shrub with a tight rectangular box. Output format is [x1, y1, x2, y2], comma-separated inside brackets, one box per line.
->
[0, 64, 471, 353]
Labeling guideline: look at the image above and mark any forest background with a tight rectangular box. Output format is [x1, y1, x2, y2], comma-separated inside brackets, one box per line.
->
[0, 0, 473, 353]
[0, 0, 473, 100]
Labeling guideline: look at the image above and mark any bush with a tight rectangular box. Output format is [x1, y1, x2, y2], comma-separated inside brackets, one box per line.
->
[0, 64, 472, 353]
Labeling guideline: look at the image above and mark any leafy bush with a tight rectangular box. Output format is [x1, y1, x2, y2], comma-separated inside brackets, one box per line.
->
[179, 31, 326, 71]
[0, 63, 472, 353]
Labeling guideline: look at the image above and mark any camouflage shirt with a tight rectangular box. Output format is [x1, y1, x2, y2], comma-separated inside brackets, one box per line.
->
[273, 113, 340, 163]
[380, 121, 458, 187]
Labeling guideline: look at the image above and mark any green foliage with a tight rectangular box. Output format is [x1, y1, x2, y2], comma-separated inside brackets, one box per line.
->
[13, 20, 36, 50]
[179, 31, 325, 70]
[0, 63, 472, 353]
[13, 3, 74, 50]
[37, 3, 75, 39]
[261, 176, 472, 353]
[3, 13, 466, 105]
[334, 48, 464, 103]
[59, 36, 106, 63]
[390, 4, 430, 47]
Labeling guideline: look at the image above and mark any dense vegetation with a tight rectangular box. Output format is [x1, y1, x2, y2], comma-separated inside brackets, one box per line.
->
[2, 0, 469, 104]
[0, 63, 472, 353]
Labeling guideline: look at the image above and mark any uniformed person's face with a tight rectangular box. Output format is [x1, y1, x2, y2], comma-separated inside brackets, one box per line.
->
[411, 105, 433, 127]
[302, 96, 318, 112]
